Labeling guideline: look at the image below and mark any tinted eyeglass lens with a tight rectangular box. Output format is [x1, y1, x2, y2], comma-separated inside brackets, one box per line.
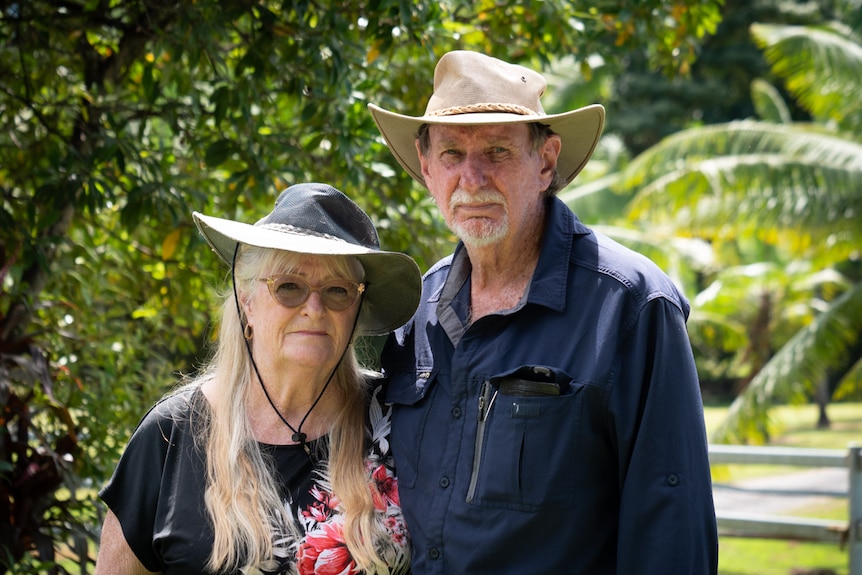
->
[265, 275, 363, 311]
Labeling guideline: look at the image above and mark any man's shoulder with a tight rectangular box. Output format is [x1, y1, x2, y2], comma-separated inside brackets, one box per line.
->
[571, 226, 687, 309]
[552, 199, 677, 293]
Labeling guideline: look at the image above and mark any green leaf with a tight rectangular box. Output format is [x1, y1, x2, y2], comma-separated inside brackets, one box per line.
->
[204, 139, 237, 167]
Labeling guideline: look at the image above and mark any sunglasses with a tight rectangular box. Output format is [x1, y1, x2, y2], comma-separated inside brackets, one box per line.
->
[261, 274, 366, 311]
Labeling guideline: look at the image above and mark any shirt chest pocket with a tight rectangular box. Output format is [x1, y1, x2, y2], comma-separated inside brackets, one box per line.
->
[385, 370, 436, 490]
[468, 373, 586, 512]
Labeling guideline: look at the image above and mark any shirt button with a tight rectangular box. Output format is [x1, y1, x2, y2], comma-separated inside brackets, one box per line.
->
[451, 406, 462, 418]
[439, 476, 450, 488]
[667, 473, 680, 487]
[428, 547, 441, 560]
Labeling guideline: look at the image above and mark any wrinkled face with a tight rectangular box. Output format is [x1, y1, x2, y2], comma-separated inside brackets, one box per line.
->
[243, 254, 362, 372]
[417, 123, 560, 248]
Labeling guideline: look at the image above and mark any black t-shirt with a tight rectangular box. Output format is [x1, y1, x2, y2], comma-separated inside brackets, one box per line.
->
[99, 384, 410, 574]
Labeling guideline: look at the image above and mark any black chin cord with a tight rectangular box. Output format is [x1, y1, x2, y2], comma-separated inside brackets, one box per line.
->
[244, 337, 337, 453]
[231, 247, 364, 454]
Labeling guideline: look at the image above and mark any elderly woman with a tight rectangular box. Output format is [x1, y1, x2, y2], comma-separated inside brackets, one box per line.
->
[95, 183, 421, 575]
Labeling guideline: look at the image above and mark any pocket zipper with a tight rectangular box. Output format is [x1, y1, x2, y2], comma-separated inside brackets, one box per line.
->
[466, 381, 498, 503]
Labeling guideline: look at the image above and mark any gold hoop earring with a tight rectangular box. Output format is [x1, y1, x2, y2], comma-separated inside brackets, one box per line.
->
[244, 324, 253, 340]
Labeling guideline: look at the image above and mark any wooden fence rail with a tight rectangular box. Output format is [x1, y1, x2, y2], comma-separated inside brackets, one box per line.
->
[708, 443, 861, 574]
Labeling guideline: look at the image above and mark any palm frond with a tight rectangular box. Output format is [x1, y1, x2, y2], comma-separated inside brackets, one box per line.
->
[750, 78, 792, 124]
[620, 123, 862, 261]
[692, 263, 786, 314]
[712, 280, 862, 444]
[560, 172, 623, 204]
[560, 172, 631, 225]
[632, 155, 861, 228]
[687, 308, 749, 352]
[834, 354, 862, 400]
[751, 22, 862, 130]
[622, 121, 862, 188]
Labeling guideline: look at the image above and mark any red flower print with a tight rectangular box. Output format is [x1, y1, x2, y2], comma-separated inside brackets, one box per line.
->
[371, 464, 400, 509]
[297, 521, 357, 575]
[303, 500, 330, 523]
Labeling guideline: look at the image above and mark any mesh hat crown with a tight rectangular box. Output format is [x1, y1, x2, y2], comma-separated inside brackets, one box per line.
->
[369, 50, 605, 186]
[193, 183, 421, 336]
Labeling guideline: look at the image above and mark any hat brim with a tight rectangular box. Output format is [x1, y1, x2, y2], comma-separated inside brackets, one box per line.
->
[193, 212, 422, 336]
[369, 103, 605, 187]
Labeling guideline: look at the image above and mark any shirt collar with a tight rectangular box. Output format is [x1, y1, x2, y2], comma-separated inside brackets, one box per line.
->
[437, 243, 471, 346]
[437, 197, 591, 345]
[528, 197, 591, 312]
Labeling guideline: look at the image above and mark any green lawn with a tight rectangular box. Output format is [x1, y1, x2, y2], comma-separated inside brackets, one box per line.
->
[706, 401, 860, 575]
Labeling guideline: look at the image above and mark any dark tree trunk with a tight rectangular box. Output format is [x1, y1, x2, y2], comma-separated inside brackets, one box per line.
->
[814, 378, 831, 429]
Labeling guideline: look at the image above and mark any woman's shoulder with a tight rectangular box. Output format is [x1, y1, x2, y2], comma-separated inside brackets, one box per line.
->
[152, 384, 202, 415]
[133, 384, 206, 437]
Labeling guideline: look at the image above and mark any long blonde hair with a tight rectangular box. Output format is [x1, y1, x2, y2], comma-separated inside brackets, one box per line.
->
[192, 245, 392, 573]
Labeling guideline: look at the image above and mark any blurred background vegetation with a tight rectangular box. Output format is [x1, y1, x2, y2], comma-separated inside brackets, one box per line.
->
[1, 0, 860, 571]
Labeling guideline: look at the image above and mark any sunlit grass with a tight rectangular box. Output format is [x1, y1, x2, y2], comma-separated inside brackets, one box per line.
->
[721, 498, 846, 575]
[718, 537, 847, 575]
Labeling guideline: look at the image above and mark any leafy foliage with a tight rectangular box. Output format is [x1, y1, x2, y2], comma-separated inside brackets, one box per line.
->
[604, 10, 862, 442]
[752, 21, 862, 131]
[622, 121, 862, 265]
[714, 281, 862, 443]
[603, 0, 826, 155]
[0, 0, 725, 569]
[750, 78, 792, 123]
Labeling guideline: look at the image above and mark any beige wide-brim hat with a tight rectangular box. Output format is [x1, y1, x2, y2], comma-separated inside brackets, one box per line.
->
[369, 50, 605, 187]
[193, 183, 422, 336]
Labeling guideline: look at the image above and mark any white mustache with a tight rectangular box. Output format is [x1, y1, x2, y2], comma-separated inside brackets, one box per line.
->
[449, 189, 505, 210]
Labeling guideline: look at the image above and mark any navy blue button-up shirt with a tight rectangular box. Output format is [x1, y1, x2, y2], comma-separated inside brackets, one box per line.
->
[382, 197, 718, 574]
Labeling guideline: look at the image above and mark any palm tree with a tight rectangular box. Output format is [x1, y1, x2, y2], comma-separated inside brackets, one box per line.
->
[604, 20, 862, 443]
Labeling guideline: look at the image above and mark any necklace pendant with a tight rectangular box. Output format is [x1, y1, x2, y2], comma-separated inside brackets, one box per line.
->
[292, 431, 307, 444]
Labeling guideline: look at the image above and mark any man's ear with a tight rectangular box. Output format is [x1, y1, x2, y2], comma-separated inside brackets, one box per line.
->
[416, 139, 431, 181]
[540, 134, 562, 181]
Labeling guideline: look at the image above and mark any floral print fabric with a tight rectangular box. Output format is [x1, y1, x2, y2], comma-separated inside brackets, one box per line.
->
[254, 384, 411, 575]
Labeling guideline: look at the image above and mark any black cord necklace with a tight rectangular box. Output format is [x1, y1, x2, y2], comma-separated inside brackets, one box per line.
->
[243, 336, 337, 453]
[232, 248, 364, 454]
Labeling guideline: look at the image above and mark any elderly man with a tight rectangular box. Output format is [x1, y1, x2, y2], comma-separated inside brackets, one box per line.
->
[369, 50, 718, 575]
